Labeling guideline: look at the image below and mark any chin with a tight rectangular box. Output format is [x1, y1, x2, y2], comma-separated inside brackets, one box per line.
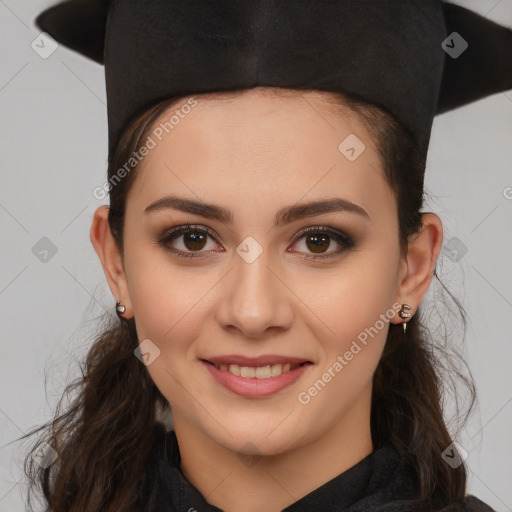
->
[197, 409, 313, 457]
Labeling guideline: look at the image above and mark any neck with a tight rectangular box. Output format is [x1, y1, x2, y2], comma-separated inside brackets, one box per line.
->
[172, 392, 374, 512]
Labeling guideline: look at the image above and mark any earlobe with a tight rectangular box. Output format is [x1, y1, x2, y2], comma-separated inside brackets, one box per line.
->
[90, 206, 133, 317]
[393, 213, 443, 324]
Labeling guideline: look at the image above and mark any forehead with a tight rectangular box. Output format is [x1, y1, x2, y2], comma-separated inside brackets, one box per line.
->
[126, 88, 391, 219]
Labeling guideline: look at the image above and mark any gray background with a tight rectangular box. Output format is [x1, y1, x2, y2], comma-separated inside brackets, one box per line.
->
[1, 0, 511, 510]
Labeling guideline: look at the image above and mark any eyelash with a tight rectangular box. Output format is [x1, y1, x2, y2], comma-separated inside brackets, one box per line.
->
[157, 223, 356, 260]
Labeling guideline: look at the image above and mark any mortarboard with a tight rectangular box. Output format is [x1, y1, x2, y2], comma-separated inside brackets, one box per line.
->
[35, 0, 512, 159]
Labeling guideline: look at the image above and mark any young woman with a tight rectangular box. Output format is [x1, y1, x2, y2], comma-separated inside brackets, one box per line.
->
[21, 1, 511, 511]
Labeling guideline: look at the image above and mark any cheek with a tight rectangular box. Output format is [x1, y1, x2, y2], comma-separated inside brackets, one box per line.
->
[312, 249, 397, 314]
[295, 276, 396, 420]
[124, 247, 213, 408]
[123, 242, 208, 347]
[302, 248, 399, 369]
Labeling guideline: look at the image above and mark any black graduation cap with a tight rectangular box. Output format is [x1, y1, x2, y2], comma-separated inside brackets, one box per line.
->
[35, 0, 512, 159]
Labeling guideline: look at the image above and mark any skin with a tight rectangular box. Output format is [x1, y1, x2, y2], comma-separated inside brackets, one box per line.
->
[90, 87, 443, 512]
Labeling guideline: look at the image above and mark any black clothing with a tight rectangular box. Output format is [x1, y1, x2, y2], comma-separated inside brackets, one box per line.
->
[140, 424, 496, 512]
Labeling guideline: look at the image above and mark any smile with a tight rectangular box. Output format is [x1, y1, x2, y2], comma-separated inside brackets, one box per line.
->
[201, 357, 313, 397]
[205, 361, 307, 379]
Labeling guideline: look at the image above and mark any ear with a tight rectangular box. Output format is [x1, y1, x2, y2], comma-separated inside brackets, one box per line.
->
[391, 213, 443, 326]
[90, 205, 133, 318]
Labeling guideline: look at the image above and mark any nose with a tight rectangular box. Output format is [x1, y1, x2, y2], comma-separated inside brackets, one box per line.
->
[215, 252, 294, 339]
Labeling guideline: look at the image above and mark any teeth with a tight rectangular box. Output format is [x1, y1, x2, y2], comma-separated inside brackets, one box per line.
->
[213, 362, 301, 378]
[241, 366, 255, 377]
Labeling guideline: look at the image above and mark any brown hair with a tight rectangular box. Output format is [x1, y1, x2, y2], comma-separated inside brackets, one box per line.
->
[20, 87, 476, 512]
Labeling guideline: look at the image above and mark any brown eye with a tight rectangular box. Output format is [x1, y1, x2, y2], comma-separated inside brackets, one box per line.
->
[290, 226, 355, 260]
[159, 224, 220, 258]
[181, 230, 208, 251]
[304, 233, 331, 254]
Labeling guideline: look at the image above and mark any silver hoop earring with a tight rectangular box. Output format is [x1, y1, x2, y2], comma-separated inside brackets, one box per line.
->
[398, 304, 412, 334]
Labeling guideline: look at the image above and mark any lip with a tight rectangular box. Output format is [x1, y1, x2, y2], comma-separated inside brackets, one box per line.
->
[201, 357, 313, 398]
[203, 354, 311, 366]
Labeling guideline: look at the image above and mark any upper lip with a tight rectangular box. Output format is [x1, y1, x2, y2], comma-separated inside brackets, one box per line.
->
[202, 355, 312, 367]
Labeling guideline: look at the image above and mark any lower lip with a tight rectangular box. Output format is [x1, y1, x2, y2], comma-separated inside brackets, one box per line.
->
[202, 361, 311, 398]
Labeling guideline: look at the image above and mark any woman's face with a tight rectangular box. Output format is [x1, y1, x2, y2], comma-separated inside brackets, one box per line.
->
[120, 88, 405, 455]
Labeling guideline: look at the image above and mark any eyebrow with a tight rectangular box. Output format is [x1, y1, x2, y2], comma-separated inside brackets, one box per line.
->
[144, 194, 371, 226]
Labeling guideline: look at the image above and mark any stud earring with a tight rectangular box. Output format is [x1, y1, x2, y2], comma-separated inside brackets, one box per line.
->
[398, 304, 412, 334]
[115, 300, 126, 317]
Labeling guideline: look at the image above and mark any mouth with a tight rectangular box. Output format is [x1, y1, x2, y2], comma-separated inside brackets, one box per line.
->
[200, 355, 314, 397]
[201, 360, 312, 379]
